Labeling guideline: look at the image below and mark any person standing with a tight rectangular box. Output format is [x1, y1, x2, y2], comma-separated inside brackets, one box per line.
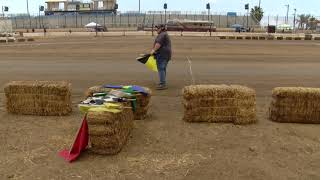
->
[150, 24, 172, 90]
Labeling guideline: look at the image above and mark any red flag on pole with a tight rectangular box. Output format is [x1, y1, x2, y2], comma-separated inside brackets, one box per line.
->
[59, 115, 89, 163]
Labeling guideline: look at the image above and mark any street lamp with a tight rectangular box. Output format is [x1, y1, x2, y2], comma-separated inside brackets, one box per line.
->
[293, 8, 297, 32]
[206, 3, 210, 21]
[245, 4, 249, 28]
[164, 3, 167, 24]
[285, 4, 289, 24]
[39, 6, 44, 28]
[139, 0, 141, 14]
[2, 6, 9, 17]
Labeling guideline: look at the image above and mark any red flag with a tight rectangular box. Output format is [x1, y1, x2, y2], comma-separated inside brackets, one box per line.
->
[59, 115, 89, 163]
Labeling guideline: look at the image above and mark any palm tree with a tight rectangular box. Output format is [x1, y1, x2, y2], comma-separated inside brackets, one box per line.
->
[298, 14, 310, 29]
[250, 6, 264, 24]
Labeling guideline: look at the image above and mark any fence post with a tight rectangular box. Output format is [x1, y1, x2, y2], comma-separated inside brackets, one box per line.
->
[120, 14, 122, 27]
[64, 15, 67, 28]
[127, 13, 129, 27]
[104, 13, 106, 27]
[218, 14, 221, 28]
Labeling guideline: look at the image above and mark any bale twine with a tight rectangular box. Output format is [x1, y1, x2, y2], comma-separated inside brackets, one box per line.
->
[4, 81, 72, 116]
[182, 85, 257, 125]
[269, 87, 320, 124]
[87, 108, 134, 155]
[86, 86, 152, 120]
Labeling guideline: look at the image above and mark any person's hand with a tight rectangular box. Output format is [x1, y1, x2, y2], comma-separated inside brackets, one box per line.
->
[150, 49, 155, 55]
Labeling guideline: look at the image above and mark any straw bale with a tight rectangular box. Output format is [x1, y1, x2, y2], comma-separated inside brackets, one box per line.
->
[0, 39, 6, 43]
[85, 85, 152, 120]
[305, 35, 312, 40]
[182, 85, 257, 125]
[219, 36, 226, 40]
[245, 36, 252, 40]
[259, 36, 266, 40]
[252, 36, 259, 40]
[267, 36, 275, 40]
[228, 36, 236, 40]
[4, 81, 72, 116]
[277, 37, 284, 40]
[17, 38, 26, 42]
[87, 108, 134, 155]
[286, 37, 293, 40]
[315, 37, 320, 41]
[27, 38, 35, 41]
[269, 87, 320, 123]
[236, 36, 243, 40]
[294, 37, 302, 40]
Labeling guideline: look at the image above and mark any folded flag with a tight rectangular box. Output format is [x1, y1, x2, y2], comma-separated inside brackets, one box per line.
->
[59, 115, 89, 163]
[136, 54, 158, 72]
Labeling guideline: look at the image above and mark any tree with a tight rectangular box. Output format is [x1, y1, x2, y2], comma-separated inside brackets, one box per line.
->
[308, 16, 317, 30]
[250, 6, 264, 24]
[298, 14, 310, 29]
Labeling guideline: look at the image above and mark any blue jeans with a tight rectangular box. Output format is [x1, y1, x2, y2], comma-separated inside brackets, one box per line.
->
[156, 55, 169, 85]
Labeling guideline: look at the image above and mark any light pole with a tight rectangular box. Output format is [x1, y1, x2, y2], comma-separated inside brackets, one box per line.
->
[164, 3, 167, 24]
[2, 6, 8, 18]
[293, 8, 297, 32]
[285, 4, 289, 24]
[258, 0, 261, 8]
[139, 0, 140, 13]
[27, 0, 31, 28]
[206, 3, 210, 21]
[245, 4, 249, 28]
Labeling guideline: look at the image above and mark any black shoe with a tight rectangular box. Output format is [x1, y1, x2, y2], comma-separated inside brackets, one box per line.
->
[156, 84, 168, 90]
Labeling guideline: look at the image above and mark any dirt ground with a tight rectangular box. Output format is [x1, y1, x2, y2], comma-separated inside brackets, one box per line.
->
[0, 36, 320, 180]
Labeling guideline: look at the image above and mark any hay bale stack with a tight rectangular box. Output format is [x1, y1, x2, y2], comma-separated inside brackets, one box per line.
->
[87, 108, 134, 155]
[305, 34, 312, 40]
[183, 85, 257, 125]
[267, 36, 275, 40]
[4, 81, 72, 116]
[277, 37, 284, 40]
[86, 86, 152, 120]
[269, 87, 320, 124]
[17, 38, 26, 42]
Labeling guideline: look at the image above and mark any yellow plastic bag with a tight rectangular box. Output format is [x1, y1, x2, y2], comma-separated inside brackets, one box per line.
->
[146, 55, 158, 72]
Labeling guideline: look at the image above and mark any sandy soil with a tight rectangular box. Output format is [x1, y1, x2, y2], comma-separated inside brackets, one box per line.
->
[0, 36, 320, 180]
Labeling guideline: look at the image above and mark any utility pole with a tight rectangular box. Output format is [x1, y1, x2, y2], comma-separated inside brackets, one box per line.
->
[285, 4, 289, 24]
[27, 0, 31, 28]
[139, 0, 140, 13]
[293, 9, 297, 32]
[206, 3, 210, 21]
[164, 3, 167, 24]
[258, 0, 261, 8]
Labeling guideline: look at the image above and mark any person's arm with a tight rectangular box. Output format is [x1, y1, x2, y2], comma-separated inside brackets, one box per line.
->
[151, 43, 161, 55]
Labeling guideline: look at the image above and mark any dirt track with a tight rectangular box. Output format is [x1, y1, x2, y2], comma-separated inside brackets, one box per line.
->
[0, 36, 320, 180]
